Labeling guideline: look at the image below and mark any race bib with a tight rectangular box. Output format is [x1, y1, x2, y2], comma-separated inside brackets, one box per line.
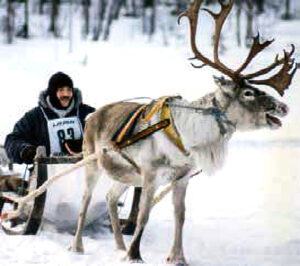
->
[47, 117, 83, 154]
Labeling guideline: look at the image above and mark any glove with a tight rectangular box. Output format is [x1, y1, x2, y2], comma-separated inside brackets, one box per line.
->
[20, 145, 37, 164]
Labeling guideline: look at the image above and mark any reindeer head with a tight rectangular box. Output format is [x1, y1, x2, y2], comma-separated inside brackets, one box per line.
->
[179, 0, 297, 131]
[213, 76, 289, 130]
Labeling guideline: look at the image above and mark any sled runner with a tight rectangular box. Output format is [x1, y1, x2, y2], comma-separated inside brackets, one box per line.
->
[0, 147, 48, 235]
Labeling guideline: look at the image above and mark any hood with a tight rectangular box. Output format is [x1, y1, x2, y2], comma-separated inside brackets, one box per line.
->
[39, 87, 83, 110]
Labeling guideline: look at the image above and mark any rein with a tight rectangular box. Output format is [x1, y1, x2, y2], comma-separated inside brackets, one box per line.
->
[168, 100, 236, 135]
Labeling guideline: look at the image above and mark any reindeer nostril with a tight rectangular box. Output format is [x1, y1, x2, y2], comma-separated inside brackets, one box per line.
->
[279, 104, 289, 115]
[283, 106, 288, 114]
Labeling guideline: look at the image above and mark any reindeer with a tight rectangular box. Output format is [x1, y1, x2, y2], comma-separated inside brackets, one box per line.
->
[1, 0, 296, 264]
[67, 0, 296, 264]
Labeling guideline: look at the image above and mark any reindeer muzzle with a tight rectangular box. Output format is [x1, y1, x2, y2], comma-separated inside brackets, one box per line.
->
[266, 102, 288, 129]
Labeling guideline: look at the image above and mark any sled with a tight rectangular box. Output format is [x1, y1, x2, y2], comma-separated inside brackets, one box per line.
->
[0, 146, 113, 235]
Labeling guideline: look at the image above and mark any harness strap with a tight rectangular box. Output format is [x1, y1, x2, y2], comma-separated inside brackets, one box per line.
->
[160, 104, 189, 155]
[115, 105, 147, 144]
[212, 97, 236, 135]
[142, 96, 188, 155]
[116, 119, 170, 149]
[142, 96, 171, 122]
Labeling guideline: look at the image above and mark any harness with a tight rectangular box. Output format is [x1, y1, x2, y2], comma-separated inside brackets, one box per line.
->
[112, 96, 188, 155]
[112, 96, 234, 155]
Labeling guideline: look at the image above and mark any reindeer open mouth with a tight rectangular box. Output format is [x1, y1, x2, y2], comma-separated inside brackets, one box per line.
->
[266, 103, 288, 128]
[266, 113, 282, 128]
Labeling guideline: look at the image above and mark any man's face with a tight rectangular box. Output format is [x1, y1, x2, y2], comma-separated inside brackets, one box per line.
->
[56, 86, 73, 108]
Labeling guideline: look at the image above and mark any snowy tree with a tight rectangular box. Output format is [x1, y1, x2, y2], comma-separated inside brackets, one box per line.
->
[5, 0, 15, 44]
[49, 0, 60, 37]
[16, 0, 29, 38]
[82, 0, 90, 38]
[282, 0, 292, 20]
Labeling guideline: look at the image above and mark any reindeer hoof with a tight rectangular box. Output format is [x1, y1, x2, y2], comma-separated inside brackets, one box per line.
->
[123, 251, 144, 263]
[123, 256, 144, 264]
[131, 258, 144, 264]
[68, 244, 84, 254]
[166, 256, 188, 266]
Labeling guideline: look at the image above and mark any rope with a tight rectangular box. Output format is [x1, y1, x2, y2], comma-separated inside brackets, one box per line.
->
[169, 102, 224, 116]
[168, 102, 236, 135]
[120, 97, 153, 102]
[152, 170, 201, 207]
[1, 151, 101, 221]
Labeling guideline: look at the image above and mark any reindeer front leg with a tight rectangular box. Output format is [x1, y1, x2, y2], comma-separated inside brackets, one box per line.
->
[70, 188, 92, 253]
[70, 161, 99, 253]
[167, 179, 189, 265]
[126, 175, 156, 262]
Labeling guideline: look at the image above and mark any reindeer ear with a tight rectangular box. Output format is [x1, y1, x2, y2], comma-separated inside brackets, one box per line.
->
[213, 75, 225, 85]
[213, 75, 225, 86]
[213, 75, 236, 97]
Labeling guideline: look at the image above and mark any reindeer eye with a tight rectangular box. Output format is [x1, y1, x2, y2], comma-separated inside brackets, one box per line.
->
[243, 90, 254, 98]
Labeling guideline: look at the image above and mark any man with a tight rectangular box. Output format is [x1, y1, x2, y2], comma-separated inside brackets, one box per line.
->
[1, 72, 96, 228]
[5, 72, 95, 163]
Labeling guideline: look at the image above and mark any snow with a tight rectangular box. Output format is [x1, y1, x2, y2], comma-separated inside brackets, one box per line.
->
[1, 8, 300, 266]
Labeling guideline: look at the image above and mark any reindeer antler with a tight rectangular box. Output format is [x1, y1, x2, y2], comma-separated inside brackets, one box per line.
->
[178, 0, 235, 79]
[179, 0, 297, 96]
[245, 45, 297, 96]
[235, 33, 274, 74]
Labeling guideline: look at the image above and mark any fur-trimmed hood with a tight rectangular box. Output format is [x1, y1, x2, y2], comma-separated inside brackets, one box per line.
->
[38, 88, 83, 110]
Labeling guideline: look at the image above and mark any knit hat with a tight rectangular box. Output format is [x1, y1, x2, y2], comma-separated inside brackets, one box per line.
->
[47, 72, 74, 109]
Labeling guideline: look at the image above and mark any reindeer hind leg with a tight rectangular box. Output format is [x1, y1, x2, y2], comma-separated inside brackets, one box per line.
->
[106, 182, 129, 251]
[121, 187, 142, 235]
[126, 179, 156, 263]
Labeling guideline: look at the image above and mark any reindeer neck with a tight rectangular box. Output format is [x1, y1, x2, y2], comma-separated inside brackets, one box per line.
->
[169, 96, 234, 150]
[166, 95, 234, 175]
[191, 91, 232, 112]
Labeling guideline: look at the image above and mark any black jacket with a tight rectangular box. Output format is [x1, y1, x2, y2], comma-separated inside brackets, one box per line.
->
[5, 88, 95, 164]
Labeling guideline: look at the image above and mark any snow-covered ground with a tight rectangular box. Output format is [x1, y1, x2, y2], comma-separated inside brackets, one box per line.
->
[0, 9, 300, 266]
